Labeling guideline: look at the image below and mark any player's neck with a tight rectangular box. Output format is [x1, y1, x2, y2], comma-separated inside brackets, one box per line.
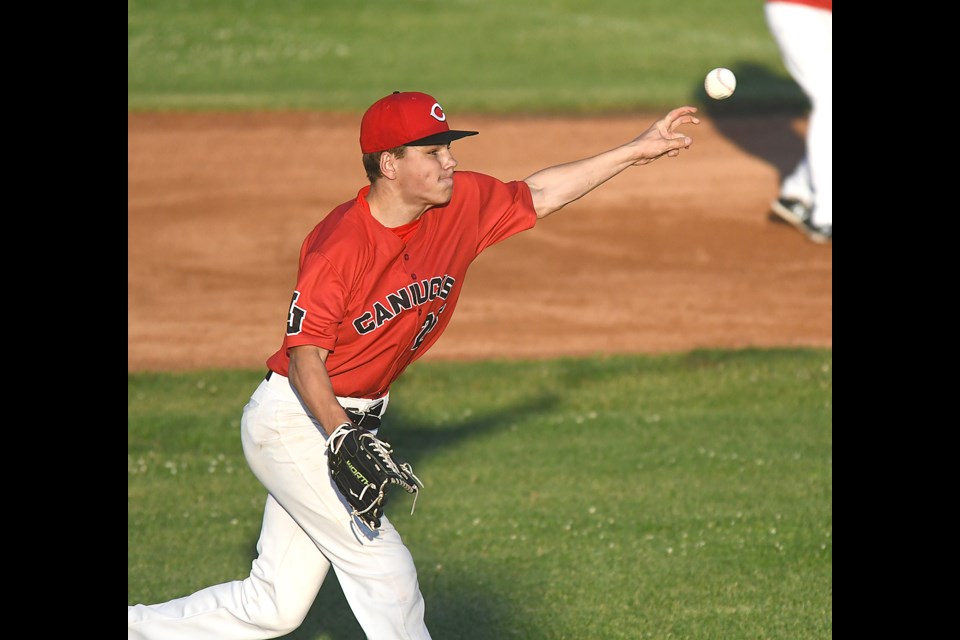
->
[366, 184, 428, 229]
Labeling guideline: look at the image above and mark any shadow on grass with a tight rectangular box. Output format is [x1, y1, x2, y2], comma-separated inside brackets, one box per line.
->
[282, 572, 542, 640]
[273, 390, 559, 640]
[693, 60, 810, 191]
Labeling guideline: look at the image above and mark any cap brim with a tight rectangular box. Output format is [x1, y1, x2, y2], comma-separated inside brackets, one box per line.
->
[405, 130, 479, 147]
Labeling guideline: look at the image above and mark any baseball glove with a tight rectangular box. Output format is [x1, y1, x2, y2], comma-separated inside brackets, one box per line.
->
[327, 422, 423, 530]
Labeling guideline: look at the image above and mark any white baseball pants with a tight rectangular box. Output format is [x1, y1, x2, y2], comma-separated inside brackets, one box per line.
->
[128, 372, 431, 640]
[765, 1, 832, 227]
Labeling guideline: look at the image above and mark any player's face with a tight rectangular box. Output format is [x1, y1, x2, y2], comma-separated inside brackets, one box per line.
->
[396, 144, 458, 206]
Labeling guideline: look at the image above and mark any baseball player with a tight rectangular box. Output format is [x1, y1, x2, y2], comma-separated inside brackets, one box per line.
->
[128, 91, 699, 640]
[765, 0, 832, 243]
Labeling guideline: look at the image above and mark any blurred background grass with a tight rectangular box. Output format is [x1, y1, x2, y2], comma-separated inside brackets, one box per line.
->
[128, 0, 806, 114]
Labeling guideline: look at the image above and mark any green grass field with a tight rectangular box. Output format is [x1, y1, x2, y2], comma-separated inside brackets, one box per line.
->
[128, 0, 805, 114]
[128, 350, 832, 639]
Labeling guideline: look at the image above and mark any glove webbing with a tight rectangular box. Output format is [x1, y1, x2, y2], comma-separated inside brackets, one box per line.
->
[328, 423, 424, 516]
[357, 430, 424, 515]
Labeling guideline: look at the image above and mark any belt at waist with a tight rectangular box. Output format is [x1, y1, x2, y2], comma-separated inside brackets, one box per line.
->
[264, 370, 387, 429]
[344, 405, 383, 430]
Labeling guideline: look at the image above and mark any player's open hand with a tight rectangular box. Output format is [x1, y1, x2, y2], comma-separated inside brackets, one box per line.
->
[629, 106, 699, 166]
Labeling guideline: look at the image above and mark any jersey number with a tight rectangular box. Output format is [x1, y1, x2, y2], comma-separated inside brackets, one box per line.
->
[286, 291, 306, 335]
[412, 309, 442, 351]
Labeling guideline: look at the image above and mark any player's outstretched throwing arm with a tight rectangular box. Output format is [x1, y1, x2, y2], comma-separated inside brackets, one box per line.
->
[523, 106, 699, 219]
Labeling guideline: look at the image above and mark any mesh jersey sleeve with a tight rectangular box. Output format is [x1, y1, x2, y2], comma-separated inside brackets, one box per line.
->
[277, 206, 368, 355]
[460, 172, 538, 255]
[283, 249, 349, 352]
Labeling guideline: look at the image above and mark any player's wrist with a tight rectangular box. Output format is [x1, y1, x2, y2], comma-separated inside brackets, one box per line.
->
[327, 420, 355, 440]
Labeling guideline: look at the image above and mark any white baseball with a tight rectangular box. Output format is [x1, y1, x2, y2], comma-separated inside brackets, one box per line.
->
[704, 68, 736, 100]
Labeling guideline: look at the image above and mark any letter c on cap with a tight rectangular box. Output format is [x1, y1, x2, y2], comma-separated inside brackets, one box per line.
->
[430, 103, 446, 122]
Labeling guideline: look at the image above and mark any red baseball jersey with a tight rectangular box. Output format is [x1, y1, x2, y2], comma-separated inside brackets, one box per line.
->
[766, 0, 831, 10]
[266, 171, 538, 398]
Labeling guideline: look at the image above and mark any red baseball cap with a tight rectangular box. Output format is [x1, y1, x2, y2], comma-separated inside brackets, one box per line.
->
[360, 91, 478, 154]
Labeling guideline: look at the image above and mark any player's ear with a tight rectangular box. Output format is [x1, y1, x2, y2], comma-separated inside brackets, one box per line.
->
[379, 151, 398, 179]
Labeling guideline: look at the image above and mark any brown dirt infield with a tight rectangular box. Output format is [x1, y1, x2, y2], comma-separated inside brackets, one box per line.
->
[128, 111, 831, 372]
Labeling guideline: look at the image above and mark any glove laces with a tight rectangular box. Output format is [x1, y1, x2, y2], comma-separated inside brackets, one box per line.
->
[327, 422, 424, 518]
